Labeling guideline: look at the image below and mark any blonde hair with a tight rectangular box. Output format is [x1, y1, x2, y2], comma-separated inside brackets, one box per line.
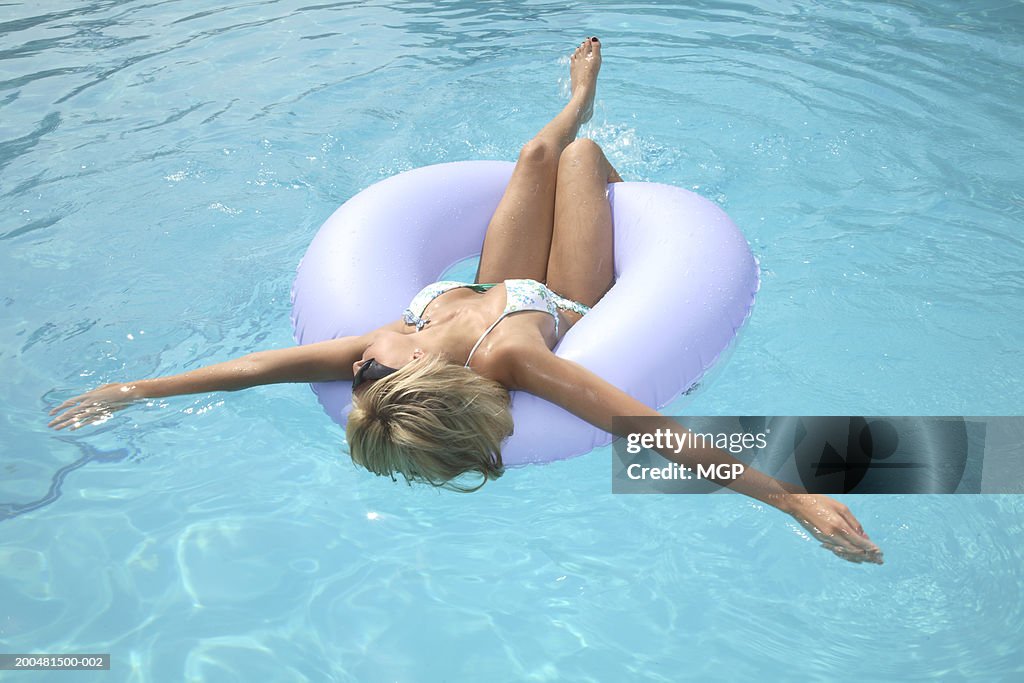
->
[346, 354, 513, 492]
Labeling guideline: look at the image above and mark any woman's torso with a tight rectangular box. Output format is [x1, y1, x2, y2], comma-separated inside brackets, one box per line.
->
[389, 280, 586, 378]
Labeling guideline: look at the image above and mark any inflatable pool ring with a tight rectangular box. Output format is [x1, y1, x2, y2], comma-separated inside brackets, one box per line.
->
[291, 161, 759, 466]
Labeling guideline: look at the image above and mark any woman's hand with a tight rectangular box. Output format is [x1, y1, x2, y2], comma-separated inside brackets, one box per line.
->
[48, 382, 142, 431]
[783, 494, 884, 564]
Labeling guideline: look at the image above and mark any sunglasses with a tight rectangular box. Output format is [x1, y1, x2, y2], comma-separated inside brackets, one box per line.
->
[352, 358, 400, 390]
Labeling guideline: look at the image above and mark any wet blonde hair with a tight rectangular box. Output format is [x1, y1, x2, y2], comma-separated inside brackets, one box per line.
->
[346, 354, 513, 492]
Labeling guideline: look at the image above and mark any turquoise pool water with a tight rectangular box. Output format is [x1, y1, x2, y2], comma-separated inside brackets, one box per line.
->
[2, 1, 1023, 680]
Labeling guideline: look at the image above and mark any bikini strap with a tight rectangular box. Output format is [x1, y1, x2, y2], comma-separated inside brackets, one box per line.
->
[464, 316, 506, 368]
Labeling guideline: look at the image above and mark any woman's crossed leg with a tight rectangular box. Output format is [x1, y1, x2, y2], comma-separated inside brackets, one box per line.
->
[475, 37, 610, 284]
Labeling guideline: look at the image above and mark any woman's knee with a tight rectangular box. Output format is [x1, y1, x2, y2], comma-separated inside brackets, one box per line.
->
[558, 138, 605, 168]
[518, 138, 560, 167]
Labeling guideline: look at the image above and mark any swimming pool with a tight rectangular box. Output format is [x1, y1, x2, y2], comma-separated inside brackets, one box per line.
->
[2, 0, 1023, 680]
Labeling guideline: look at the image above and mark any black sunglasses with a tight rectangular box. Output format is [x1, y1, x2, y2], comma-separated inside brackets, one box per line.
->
[352, 358, 400, 390]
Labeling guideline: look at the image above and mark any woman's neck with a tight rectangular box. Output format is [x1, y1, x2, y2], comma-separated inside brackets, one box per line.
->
[409, 306, 487, 365]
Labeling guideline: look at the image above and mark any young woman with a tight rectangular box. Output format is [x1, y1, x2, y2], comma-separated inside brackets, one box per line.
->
[48, 38, 883, 565]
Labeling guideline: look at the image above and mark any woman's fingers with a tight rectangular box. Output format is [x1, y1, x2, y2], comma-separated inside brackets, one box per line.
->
[48, 400, 87, 426]
[48, 404, 80, 427]
[846, 528, 881, 553]
[49, 408, 88, 431]
[836, 504, 867, 537]
[48, 383, 135, 431]
[47, 407, 77, 429]
[822, 522, 881, 557]
[60, 412, 103, 431]
[49, 402, 110, 430]
[832, 508, 883, 557]
[49, 396, 82, 415]
[821, 543, 869, 564]
[795, 496, 884, 564]
[829, 530, 884, 564]
[836, 537, 883, 563]
[48, 384, 120, 417]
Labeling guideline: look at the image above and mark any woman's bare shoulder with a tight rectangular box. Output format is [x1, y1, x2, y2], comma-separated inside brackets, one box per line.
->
[475, 333, 553, 388]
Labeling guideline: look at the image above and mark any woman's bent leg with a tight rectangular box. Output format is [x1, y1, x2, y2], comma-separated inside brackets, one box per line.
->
[475, 38, 601, 283]
[545, 138, 619, 308]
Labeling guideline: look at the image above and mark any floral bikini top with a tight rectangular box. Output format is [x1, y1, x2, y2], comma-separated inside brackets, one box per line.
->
[402, 278, 592, 367]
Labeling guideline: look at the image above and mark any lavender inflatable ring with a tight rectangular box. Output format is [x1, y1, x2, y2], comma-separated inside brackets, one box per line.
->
[291, 161, 759, 466]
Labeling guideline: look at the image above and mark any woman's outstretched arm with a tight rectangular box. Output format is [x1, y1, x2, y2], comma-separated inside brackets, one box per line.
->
[47, 335, 371, 431]
[503, 346, 884, 565]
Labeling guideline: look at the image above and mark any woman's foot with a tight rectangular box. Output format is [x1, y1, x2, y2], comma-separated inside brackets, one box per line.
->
[570, 37, 601, 124]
